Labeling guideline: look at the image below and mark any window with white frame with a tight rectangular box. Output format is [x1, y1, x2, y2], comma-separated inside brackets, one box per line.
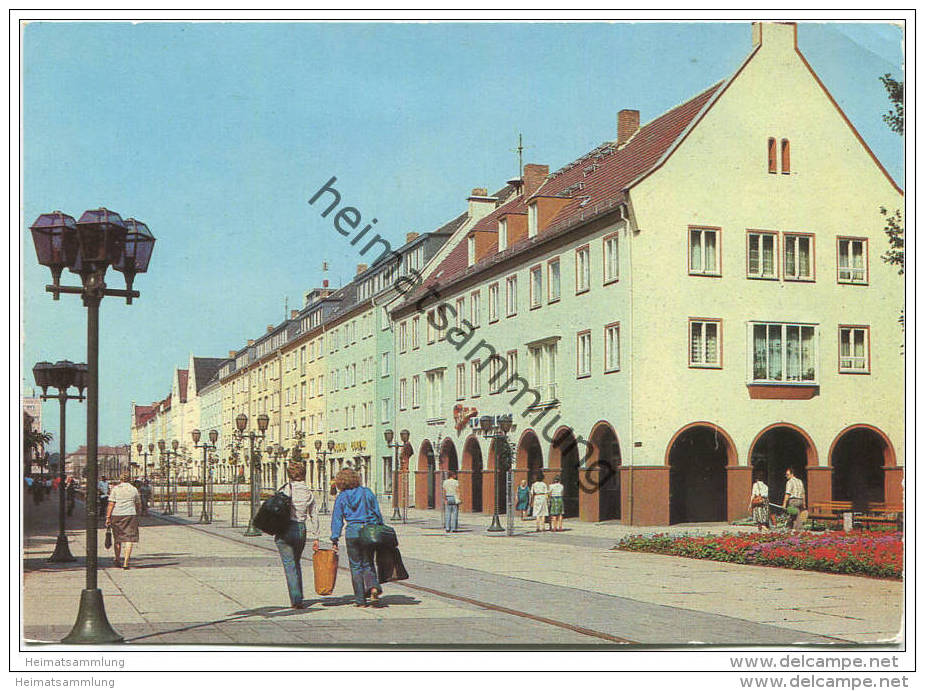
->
[488, 356, 503, 393]
[471, 360, 482, 396]
[689, 227, 719, 276]
[470, 291, 481, 327]
[456, 363, 466, 399]
[604, 233, 620, 283]
[505, 275, 518, 316]
[437, 304, 448, 340]
[426, 370, 444, 418]
[604, 323, 620, 373]
[301, 382, 306, 408]
[506, 350, 518, 391]
[783, 233, 814, 280]
[748, 232, 777, 278]
[838, 238, 868, 283]
[381, 351, 390, 377]
[351, 363, 356, 386]
[750, 322, 817, 383]
[577, 331, 591, 377]
[548, 259, 561, 302]
[456, 297, 466, 328]
[467, 235, 476, 267]
[381, 398, 391, 423]
[399, 321, 408, 352]
[530, 266, 542, 308]
[528, 341, 558, 401]
[399, 378, 408, 410]
[412, 375, 421, 407]
[488, 283, 500, 322]
[528, 204, 538, 238]
[689, 319, 721, 368]
[498, 218, 508, 252]
[839, 326, 870, 373]
[427, 309, 436, 343]
[576, 246, 590, 293]
[412, 316, 420, 349]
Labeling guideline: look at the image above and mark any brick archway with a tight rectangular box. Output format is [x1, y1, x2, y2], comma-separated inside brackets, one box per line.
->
[828, 424, 900, 507]
[461, 435, 485, 513]
[585, 420, 621, 523]
[747, 422, 819, 506]
[666, 422, 736, 524]
[415, 439, 436, 510]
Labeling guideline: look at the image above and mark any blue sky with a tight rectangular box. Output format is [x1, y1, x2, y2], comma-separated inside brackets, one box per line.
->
[19, 21, 904, 450]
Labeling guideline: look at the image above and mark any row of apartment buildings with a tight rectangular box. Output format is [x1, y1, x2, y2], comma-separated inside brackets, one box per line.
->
[132, 22, 903, 525]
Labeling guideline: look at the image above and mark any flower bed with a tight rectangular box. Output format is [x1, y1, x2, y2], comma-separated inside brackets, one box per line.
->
[616, 531, 903, 579]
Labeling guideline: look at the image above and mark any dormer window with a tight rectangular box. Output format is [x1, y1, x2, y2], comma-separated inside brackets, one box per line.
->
[528, 203, 538, 238]
[467, 235, 476, 267]
[498, 218, 508, 252]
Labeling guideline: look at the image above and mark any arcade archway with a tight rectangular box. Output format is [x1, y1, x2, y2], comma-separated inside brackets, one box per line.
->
[668, 425, 730, 523]
[830, 426, 889, 510]
[749, 424, 814, 506]
[549, 428, 580, 518]
[463, 436, 484, 513]
[589, 422, 622, 521]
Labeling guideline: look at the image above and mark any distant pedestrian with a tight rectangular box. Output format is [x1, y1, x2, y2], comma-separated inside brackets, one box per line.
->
[98, 476, 110, 517]
[530, 473, 549, 532]
[274, 461, 320, 609]
[105, 471, 142, 569]
[515, 479, 530, 520]
[329, 468, 383, 607]
[66, 477, 76, 516]
[442, 471, 460, 533]
[139, 480, 152, 515]
[548, 475, 565, 531]
[749, 471, 770, 531]
[783, 467, 805, 533]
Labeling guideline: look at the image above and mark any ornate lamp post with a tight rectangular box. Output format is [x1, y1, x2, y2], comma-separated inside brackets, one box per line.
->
[236, 412, 269, 536]
[191, 429, 218, 524]
[33, 359, 87, 562]
[480, 415, 515, 533]
[158, 439, 180, 514]
[384, 429, 410, 523]
[314, 439, 334, 515]
[30, 207, 155, 644]
[136, 443, 154, 482]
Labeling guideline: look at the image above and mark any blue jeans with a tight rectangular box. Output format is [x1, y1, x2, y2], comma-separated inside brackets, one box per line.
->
[345, 523, 380, 605]
[445, 500, 459, 532]
[275, 521, 306, 607]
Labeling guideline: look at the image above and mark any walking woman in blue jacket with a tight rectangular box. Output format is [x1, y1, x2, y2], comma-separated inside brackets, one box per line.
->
[329, 467, 383, 607]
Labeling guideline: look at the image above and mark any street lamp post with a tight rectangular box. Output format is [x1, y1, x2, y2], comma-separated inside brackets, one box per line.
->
[191, 429, 218, 524]
[384, 429, 410, 523]
[30, 207, 154, 644]
[480, 415, 514, 533]
[314, 439, 334, 515]
[33, 359, 88, 563]
[136, 443, 154, 482]
[158, 439, 180, 514]
[236, 413, 269, 537]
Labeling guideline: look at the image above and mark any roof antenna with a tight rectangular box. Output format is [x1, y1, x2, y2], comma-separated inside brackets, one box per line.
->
[510, 132, 533, 178]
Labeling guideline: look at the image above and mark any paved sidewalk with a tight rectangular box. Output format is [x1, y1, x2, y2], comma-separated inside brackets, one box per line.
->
[21, 496, 903, 647]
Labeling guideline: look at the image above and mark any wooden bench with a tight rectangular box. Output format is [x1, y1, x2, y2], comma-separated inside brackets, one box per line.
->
[808, 501, 904, 531]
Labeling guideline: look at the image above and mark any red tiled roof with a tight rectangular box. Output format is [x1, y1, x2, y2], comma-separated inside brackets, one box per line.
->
[403, 81, 722, 309]
[178, 370, 189, 403]
[134, 405, 156, 427]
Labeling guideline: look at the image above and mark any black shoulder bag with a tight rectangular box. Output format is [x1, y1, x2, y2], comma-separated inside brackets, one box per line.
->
[253, 483, 293, 537]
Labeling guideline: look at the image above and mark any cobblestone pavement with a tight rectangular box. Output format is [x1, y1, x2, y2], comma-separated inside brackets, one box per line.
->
[21, 495, 903, 648]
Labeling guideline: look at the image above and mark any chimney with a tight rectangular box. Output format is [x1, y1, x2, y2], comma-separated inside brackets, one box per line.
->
[617, 110, 640, 146]
[290, 310, 298, 319]
[247, 339, 255, 346]
[267, 325, 274, 333]
[405, 232, 419, 243]
[323, 279, 329, 288]
[357, 263, 368, 275]
[467, 187, 497, 222]
[752, 21, 797, 50]
[229, 351, 236, 358]
[522, 164, 549, 197]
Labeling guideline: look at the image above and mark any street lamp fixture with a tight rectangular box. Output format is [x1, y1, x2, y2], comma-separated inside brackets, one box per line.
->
[481, 415, 516, 534]
[235, 413, 269, 536]
[314, 438, 335, 515]
[191, 428, 218, 523]
[384, 429, 410, 523]
[33, 359, 87, 563]
[30, 206, 155, 645]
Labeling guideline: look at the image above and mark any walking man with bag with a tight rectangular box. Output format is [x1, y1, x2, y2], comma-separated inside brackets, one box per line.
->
[442, 471, 460, 533]
[273, 461, 320, 609]
[783, 467, 806, 533]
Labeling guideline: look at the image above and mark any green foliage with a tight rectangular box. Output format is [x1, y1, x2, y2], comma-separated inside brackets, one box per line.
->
[880, 206, 904, 275]
[880, 73, 904, 134]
